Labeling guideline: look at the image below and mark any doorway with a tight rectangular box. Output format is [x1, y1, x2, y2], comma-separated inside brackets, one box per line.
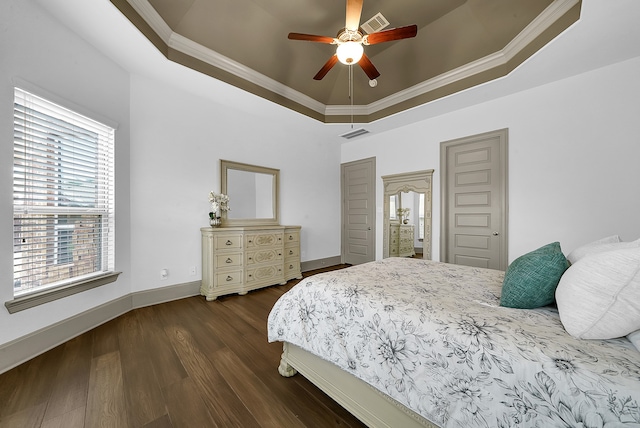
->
[341, 158, 376, 265]
[440, 129, 508, 270]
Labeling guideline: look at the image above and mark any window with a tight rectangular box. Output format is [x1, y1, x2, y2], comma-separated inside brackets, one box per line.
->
[12, 87, 115, 298]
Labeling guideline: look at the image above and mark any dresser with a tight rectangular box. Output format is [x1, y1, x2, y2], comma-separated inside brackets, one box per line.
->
[200, 225, 302, 301]
[389, 224, 415, 258]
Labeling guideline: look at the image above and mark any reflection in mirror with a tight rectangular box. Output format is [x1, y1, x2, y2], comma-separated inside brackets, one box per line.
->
[395, 191, 427, 246]
[227, 169, 274, 219]
[382, 170, 434, 260]
[389, 195, 398, 220]
[221, 160, 279, 226]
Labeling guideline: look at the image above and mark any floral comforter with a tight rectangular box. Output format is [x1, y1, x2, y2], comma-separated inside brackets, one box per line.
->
[267, 258, 640, 427]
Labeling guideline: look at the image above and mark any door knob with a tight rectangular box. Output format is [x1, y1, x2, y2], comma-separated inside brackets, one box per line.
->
[492, 231, 499, 236]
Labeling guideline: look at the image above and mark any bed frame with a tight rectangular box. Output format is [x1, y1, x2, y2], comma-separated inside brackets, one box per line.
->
[278, 342, 439, 428]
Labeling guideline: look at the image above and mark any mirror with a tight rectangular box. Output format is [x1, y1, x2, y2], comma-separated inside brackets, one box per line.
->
[221, 160, 279, 226]
[382, 170, 434, 259]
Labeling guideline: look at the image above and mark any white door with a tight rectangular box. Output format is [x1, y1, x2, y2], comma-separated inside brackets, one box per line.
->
[341, 158, 376, 265]
[440, 129, 508, 270]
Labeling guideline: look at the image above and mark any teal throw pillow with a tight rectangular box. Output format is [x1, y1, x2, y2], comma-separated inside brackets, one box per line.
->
[500, 242, 569, 309]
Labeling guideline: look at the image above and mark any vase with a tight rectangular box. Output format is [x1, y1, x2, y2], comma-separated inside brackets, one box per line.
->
[209, 216, 221, 227]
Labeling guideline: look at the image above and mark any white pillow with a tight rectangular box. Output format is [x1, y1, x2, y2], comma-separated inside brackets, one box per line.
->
[566, 235, 621, 264]
[556, 246, 640, 339]
[628, 330, 640, 352]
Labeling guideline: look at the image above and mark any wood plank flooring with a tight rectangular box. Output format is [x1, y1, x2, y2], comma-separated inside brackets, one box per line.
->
[0, 265, 366, 428]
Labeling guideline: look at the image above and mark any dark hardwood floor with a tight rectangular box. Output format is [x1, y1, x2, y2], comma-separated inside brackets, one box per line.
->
[0, 265, 366, 428]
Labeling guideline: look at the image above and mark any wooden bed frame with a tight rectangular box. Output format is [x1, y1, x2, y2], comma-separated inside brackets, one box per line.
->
[278, 342, 439, 428]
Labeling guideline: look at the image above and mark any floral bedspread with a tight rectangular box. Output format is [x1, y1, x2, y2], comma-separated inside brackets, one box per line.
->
[267, 258, 640, 427]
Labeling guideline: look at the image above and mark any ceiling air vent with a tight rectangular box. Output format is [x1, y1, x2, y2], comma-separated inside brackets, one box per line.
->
[361, 13, 390, 34]
[340, 128, 370, 139]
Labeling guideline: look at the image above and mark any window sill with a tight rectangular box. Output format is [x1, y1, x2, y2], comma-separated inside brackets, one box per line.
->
[5, 272, 121, 314]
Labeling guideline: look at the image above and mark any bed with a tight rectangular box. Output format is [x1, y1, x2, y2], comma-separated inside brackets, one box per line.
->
[267, 257, 640, 428]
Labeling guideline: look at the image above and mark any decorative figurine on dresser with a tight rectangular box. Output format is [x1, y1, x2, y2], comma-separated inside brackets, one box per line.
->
[200, 160, 302, 301]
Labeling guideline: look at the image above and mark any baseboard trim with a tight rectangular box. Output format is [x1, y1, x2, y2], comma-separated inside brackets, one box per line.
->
[0, 255, 343, 374]
[301, 256, 343, 272]
[131, 280, 201, 309]
[0, 280, 202, 374]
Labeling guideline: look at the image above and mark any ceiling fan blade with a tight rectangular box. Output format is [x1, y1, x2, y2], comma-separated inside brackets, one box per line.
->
[288, 33, 335, 44]
[345, 0, 363, 32]
[313, 55, 339, 80]
[358, 53, 380, 80]
[365, 24, 418, 45]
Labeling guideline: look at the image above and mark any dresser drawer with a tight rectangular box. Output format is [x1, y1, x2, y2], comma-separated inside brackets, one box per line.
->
[284, 231, 300, 245]
[284, 260, 300, 276]
[215, 252, 243, 268]
[284, 246, 299, 259]
[214, 234, 243, 251]
[399, 243, 414, 253]
[246, 232, 283, 248]
[246, 248, 283, 265]
[214, 270, 243, 287]
[246, 263, 283, 284]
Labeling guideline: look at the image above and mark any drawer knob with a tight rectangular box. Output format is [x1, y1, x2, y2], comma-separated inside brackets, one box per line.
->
[289, 235, 293, 240]
[226, 240, 232, 246]
[226, 275, 233, 281]
[226, 258, 233, 263]
[289, 250, 293, 255]
[289, 264, 293, 269]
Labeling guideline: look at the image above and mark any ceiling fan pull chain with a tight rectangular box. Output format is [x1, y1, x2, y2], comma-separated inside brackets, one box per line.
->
[349, 64, 354, 129]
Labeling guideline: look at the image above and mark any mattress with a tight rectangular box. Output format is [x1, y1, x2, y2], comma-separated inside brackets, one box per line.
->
[267, 258, 640, 427]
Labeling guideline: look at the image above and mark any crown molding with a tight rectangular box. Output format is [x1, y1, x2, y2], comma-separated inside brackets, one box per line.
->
[124, 0, 580, 121]
[344, 0, 581, 117]
[127, 0, 327, 115]
[128, 0, 173, 42]
[168, 34, 327, 115]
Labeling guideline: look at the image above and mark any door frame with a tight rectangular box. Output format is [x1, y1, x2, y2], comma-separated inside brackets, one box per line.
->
[341, 157, 376, 264]
[440, 129, 509, 270]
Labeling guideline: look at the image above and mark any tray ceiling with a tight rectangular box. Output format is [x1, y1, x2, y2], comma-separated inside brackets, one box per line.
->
[111, 0, 581, 122]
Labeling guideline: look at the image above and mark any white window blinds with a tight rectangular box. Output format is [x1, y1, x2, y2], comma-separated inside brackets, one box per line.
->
[13, 87, 115, 296]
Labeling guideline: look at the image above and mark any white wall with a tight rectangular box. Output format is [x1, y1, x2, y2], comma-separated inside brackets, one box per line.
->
[0, 0, 131, 344]
[342, 56, 640, 262]
[128, 74, 342, 292]
[0, 0, 345, 351]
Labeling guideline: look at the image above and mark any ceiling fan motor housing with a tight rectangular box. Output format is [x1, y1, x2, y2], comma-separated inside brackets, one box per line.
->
[288, 0, 416, 80]
[336, 29, 364, 65]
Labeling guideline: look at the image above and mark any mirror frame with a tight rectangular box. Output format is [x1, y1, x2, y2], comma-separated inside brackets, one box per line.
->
[382, 170, 434, 259]
[220, 159, 280, 226]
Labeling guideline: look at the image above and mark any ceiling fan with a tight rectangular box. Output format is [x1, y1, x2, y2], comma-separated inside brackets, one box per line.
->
[288, 0, 418, 81]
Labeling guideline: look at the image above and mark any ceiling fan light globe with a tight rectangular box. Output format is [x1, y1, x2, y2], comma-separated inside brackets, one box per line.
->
[336, 42, 364, 65]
